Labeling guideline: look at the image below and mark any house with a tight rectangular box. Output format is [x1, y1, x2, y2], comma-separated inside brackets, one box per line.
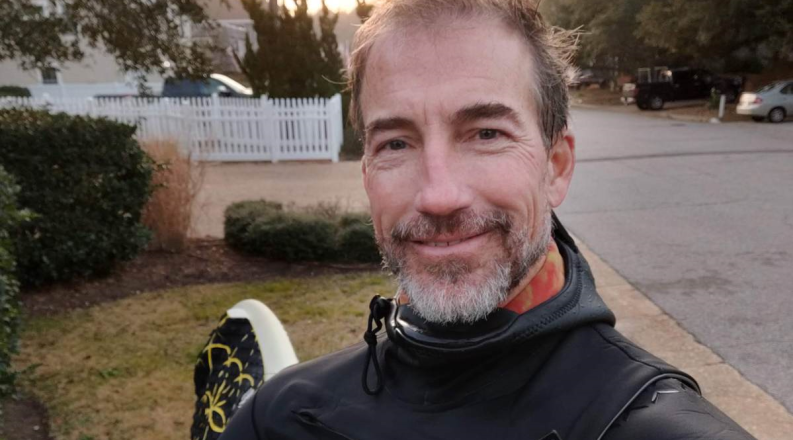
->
[0, 0, 257, 98]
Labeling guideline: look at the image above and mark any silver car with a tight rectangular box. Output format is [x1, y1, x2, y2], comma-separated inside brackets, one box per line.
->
[736, 80, 793, 123]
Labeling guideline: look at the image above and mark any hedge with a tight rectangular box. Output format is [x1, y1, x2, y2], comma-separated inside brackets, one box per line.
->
[0, 86, 31, 98]
[246, 213, 338, 262]
[0, 166, 27, 396]
[224, 200, 284, 250]
[337, 223, 380, 263]
[0, 108, 153, 286]
[224, 200, 380, 263]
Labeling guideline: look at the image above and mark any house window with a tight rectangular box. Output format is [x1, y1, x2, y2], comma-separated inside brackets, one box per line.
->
[41, 67, 59, 85]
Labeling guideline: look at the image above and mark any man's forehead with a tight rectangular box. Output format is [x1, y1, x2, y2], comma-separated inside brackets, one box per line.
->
[359, 16, 538, 126]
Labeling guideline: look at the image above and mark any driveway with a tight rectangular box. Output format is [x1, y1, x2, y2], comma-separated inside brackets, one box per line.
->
[559, 107, 793, 412]
[193, 161, 367, 238]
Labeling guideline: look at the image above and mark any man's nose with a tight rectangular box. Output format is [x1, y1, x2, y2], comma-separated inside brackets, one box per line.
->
[415, 142, 473, 217]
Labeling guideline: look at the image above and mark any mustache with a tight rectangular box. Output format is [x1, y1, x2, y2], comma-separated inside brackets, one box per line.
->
[390, 210, 513, 243]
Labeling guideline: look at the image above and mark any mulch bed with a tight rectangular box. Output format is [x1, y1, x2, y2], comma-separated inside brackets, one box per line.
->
[1, 239, 379, 440]
[22, 239, 378, 317]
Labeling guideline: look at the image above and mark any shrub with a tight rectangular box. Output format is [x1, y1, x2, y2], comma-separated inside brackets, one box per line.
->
[339, 212, 371, 229]
[338, 223, 381, 263]
[0, 86, 31, 98]
[245, 212, 337, 262]
[708, 88, 721, 110]
[141, 139, 204, 252]
[301, 200, 344, 220]
[0, 108, 153, 286]
[224, 200, 378, 263]
[0, 166, 28, 396]
[224, 200, 284, 249]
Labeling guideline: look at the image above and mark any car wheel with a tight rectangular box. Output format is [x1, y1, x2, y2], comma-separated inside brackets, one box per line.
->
[768, 107, 786, 123]
[752, 116, 765, 122]
[637, 101, 649, 110]
[649, 95, 664, 110]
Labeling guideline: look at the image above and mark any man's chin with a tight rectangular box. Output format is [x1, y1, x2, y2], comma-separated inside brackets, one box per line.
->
[397, 264, 511, 324]
[401, 257, 481, 286]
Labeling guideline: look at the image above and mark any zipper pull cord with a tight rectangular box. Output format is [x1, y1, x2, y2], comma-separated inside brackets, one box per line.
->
[362, 295, 390, 395]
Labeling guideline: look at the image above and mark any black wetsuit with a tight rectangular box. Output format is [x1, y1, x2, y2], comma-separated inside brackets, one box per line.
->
[220, 220, 755, 440]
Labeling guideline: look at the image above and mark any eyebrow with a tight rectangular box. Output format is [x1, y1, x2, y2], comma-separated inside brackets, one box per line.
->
[451, 102, 523, 127]
[364, 117, 419, 140]
[363, 102, 522, 140]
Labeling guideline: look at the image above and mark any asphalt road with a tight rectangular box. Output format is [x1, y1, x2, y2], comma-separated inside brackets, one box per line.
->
[558, 108, 793, 412]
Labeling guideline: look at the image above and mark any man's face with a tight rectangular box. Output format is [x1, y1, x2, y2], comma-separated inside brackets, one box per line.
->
[360, 17, 575, 324]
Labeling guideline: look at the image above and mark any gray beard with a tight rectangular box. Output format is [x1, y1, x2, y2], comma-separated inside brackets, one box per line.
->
[381, 210, 553, 325]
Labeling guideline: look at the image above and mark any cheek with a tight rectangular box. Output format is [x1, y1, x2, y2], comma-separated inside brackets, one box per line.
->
[366, 167, 418, 237]
[469, 153, 546, 212]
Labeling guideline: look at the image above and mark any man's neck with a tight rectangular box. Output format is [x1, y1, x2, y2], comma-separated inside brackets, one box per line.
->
[500, 240, 565, 314]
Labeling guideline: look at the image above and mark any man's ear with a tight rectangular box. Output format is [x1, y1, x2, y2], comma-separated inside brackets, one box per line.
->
[546, 131, 575, 208]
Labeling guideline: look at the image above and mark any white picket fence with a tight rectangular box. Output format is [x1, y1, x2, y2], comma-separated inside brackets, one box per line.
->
[0, 94, 344, 162]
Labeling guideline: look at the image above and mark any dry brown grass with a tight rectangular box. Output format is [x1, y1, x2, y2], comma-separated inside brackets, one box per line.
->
[141, 139, 205, 252]
[13, 273, 394, 440]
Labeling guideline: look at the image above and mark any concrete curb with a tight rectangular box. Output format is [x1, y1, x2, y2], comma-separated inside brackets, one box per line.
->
[577, 239, 793, 440]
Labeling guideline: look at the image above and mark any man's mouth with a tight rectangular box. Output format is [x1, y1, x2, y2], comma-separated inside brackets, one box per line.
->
[409, 231, 491, 255]
[418, 239, 467, 247]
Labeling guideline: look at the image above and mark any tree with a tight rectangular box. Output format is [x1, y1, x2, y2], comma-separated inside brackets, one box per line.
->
[636, 0, 793, 71]
[237, 0, 343, 98]
[355, 0, 374, 23]
[541, 0, 662, 77]
[542, 0, 793, 76]
[318, 0, 345, 94]
[238, 0, 279, 94]
[0, 0, 217, 80]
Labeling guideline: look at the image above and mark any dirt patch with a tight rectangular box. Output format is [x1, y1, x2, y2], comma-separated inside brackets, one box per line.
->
[22, 239, 378, 318]
[0, 395, 52, 440]
[660, 102, 745, 123]
[570, 87, 623, 106]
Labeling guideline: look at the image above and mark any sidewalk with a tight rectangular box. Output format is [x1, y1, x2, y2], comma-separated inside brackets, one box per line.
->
[579, 239, 793, 440]
[195, 162, 793, 439]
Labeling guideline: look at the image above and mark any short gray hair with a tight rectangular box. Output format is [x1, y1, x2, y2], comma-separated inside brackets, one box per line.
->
[347, 0, 578, 148]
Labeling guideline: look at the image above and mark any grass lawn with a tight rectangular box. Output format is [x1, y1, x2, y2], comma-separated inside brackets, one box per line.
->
[13, 273, 395, 440]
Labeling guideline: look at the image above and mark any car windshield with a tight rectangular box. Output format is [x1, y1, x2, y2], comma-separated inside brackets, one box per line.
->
[211, 74, 253, 95]
[756, 82, 781, 93]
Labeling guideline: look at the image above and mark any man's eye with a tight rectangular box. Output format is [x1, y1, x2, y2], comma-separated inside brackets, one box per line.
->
[478, 129, 500, 140]
[384, 140, 408, 151]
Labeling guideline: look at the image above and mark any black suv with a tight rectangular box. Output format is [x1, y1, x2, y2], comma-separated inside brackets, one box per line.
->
[632, 67, 744, 110]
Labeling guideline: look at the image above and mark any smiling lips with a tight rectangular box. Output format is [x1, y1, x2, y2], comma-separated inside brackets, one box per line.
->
[420, 239, 467, 247]
[411, 231, 491, 253]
